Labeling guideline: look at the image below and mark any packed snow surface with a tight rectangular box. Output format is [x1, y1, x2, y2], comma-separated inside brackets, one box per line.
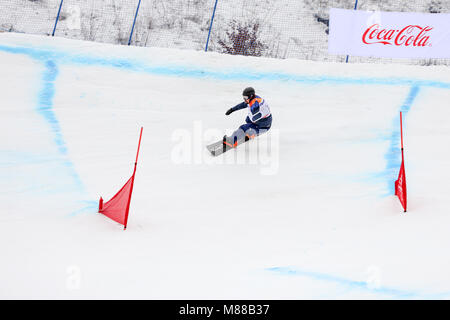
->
[1, 33, 450, 299]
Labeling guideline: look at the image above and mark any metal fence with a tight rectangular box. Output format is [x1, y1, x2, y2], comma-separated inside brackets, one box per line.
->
[1, 0, 449, 66]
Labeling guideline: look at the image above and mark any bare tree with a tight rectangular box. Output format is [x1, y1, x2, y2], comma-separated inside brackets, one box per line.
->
[218, 20, 267, 57]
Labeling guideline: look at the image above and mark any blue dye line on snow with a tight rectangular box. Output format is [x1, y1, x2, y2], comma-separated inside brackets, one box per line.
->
[1, 44, 450, 89]
[0, 45, 87, 206]
[37, 60, 86, 193]
[267, 266, 450, 299]
[38, 60, 67, 155]
[67, 201, 99, 217]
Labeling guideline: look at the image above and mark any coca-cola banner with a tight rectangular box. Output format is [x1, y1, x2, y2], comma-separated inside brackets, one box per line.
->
[329, 8, 450, 59]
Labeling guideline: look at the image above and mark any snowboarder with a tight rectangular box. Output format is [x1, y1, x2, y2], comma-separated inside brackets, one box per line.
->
[224, 87, 272, 147]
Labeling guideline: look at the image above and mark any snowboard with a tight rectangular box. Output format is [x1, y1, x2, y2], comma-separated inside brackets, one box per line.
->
[206, 135, 251, 157]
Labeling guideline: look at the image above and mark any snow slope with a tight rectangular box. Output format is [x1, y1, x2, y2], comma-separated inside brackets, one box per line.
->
[1, 33, 450, 299]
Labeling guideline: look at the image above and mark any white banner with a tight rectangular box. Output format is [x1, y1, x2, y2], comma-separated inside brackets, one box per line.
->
[329, 8, 450, 59]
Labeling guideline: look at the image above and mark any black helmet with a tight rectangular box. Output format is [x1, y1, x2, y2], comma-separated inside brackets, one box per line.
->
[242, 87, 255, 100]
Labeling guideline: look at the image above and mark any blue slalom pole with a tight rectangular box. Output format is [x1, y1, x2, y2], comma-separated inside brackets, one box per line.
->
[128, 0, 142, 46]
[52, 0, 64, 36]
[205, 0, 219, 52]
[345, 0, 358, 63]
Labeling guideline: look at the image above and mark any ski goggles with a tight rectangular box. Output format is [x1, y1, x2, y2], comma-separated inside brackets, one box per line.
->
[243, 95, 250, 101]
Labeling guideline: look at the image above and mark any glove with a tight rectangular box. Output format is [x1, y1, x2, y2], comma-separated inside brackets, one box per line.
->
[225, 108, 233, 116]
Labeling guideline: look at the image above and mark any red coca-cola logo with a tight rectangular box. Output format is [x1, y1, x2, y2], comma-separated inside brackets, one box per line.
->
[362, 24, 432, 47]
